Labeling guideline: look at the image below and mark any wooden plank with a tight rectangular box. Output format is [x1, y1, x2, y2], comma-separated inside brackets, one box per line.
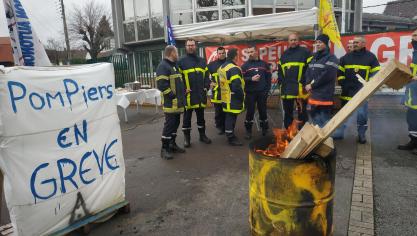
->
[313, 138, 334, 157]
[281, 123, 319, 158]
[281, 59, 413, 159]
[321, 59, 412, 139]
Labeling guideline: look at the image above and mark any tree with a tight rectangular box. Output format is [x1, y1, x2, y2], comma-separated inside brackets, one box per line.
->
[45, 38, 65, 65]
[69, 0, 113, 61]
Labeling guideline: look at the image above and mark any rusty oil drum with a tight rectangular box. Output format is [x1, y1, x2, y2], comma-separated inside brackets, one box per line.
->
[249, 136, 336, 236]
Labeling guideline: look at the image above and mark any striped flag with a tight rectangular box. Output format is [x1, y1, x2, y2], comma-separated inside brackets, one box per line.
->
[3, 0, 51, 66]
[166, 16, 176, 46]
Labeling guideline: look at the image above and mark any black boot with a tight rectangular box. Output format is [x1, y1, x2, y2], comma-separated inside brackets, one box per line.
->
[198, 128, 212, 144]
[244, 121, 252, 140]
[398, 136, 417, 150]
[183, 130, 191, 148]
[260, 120, 269, 136]
[228, 135, 243, 146]
[170, 135, 185, 153]
[161, 139, 173, 160]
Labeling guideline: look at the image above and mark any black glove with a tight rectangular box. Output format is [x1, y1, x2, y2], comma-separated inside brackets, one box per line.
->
[168, 92, 176, 100]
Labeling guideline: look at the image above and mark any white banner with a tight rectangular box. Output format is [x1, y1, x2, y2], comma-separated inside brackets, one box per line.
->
[0, 63, 125, 235]
[3, 0, 51, 66]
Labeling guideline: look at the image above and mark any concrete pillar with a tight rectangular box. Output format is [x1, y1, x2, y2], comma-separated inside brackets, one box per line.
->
[354, 0, 363, 32]
[111, 0, 125, 48]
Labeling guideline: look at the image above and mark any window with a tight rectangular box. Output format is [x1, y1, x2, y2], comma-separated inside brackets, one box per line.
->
[222, 0, 245, 6]
[298, 0, 315, 9]
[123, 0, 135, 21]
[276, 0, 294, 6]
[137, 19, 150, 40]
[197, 0, 218, 8]
[151, 0, 164, 38]
[172, 12, 193, 25]
[253, 0, 273, 5]
[196, 11, 219, 22]
[134, 0, 149, 19]
[253, 8, 273, 15]
[223, 8, 245, 19]
[171, 0, 193, 11]
[124, 22, 135, 42]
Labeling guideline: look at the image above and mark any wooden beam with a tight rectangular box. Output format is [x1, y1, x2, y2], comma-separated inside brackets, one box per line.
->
[281, 59, 413, 159]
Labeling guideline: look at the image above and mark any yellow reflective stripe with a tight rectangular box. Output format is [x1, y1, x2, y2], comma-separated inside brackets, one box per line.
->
[163, 107, 184, 113]
[339, 96, 352, 101]
[156, 75, 169, 81]
[298, 83, 308, 99]
[223, 108, 243, 114]
[338, 66, 345, 72]
[344, 65, 371, 81]
[338, 76, 346, 81]
[411, 63, 417, 76]
[306, 56, 313, 63]
[162, 88, 172, 95]
[370, 66, 380, 73]
[345, 65, 371, 70]
[281, 95, 299, 99]
[169, 74, 182, 79]
[281, 62, 305, 79]
[181, 67, 207, 74]
[281, 62, 305, 68]
[230, 74, 242, 82]
[405, 88, 417, 109]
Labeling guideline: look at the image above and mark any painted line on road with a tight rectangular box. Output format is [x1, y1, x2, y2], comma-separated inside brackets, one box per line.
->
[348, 120, 375, 236]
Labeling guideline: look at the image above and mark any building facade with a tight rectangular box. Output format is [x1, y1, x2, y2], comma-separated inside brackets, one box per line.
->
[111, 0, 363, 86]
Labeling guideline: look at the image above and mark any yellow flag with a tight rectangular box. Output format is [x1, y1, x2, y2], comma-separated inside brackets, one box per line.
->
[319, 0, 342, 47]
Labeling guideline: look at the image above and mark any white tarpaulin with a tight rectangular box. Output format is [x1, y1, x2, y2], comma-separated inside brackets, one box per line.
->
[0, 63, 125, 235]
[173, 8, 318, 43]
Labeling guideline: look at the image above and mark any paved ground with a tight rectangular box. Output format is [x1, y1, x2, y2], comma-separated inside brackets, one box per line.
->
[1, 95, 416, 236]
[369, 96, 417, 236]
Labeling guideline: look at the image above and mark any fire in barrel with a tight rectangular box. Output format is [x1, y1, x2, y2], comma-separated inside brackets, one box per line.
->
[249, 59, 413, 235]
[249, 121, 336, 236]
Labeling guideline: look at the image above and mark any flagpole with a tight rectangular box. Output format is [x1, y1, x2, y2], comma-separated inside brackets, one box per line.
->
[60, 0, 71, 65]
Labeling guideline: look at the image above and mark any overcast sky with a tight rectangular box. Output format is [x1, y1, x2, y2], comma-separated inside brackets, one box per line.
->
[1, 0, 391, 45]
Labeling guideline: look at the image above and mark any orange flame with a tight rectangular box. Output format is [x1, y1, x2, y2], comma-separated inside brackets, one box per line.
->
[255, 120, 302, 158]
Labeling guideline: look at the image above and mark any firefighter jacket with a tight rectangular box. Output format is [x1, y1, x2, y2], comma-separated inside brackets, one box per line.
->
[404, 49, 417, 110]
[218, 60, 245, 114]
[241, 59, 272, 94]
[208, 58, 226, 103]
[278, 45, 313, 99]
[305, 48, 339, 104]
[337, 48, 380, 101]
[156, 58, 186, 113]
[178, 53, 211, 109]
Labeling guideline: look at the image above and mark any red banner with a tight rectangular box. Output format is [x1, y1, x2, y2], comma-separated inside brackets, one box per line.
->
[205, 31, 415, 68]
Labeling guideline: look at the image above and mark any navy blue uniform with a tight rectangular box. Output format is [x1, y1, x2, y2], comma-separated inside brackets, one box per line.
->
[208, 58, 226, 132]
[336, 48, 380, 141]
[241, 59, 271, 135]
[156, 58, 186, 155]
[305, 48, 339, 128]
[278, 46, 312, 128]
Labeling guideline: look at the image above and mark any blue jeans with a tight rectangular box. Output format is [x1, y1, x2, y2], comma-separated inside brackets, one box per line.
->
[310, 105, 332, 128]
[332, 101, 368, 138]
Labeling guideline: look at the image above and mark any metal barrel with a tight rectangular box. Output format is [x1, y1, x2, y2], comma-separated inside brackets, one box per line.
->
[249, 136, 336, 236]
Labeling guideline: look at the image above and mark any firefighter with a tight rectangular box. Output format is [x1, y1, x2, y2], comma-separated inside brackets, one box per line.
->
[218, 48, 245, 146]
[278, 33, 312, 129]
[178, 38, 212, 148]
[335, 36, 380, 143]
[156, 45, 186, 160]
[305, 34, 339, 127]
[241, 44, 272, 139]
[398, 29, 417, 154]
[347, 39, 354, 53]
[208, 47, 227, 134]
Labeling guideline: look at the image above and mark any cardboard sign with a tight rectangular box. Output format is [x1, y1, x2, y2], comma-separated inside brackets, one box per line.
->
[0, 63, 125, 235]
